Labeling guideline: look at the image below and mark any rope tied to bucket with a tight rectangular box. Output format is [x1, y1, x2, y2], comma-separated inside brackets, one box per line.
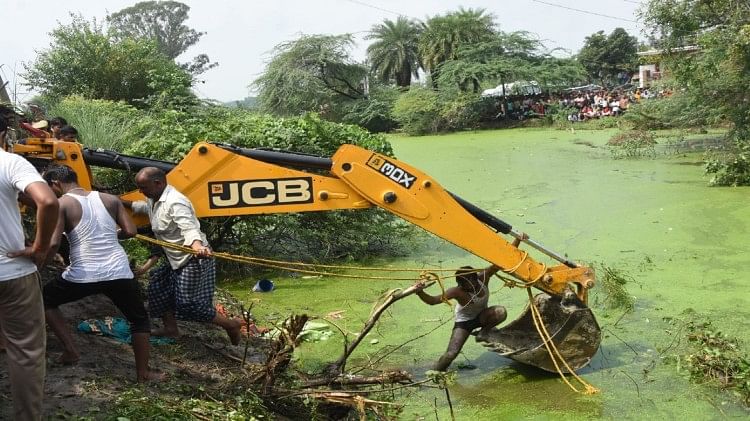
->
[526, 288, 599, 395]
[135, 234, 598, 394]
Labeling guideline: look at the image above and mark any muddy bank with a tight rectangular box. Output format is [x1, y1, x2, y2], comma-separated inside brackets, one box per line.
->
[0, 269, 269, 419]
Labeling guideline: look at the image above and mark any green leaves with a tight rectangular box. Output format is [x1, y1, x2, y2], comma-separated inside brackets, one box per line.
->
[23, 14, 195, 106]
[643, 0, 750, 185]
[253, 34, 367, 117]
[577, 28, 638, 85]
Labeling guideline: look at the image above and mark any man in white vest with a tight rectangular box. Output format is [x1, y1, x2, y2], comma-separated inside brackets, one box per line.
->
[42, 165, 162, 382]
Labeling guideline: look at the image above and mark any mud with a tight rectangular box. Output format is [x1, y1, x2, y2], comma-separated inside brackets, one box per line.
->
[0, 268, 268, 419]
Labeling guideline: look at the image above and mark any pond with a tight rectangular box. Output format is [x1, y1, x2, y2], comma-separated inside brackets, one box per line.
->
[227, 127, 750, 419]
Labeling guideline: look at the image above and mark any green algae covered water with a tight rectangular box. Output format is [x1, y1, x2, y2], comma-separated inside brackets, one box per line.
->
[227, 128, 750, 419]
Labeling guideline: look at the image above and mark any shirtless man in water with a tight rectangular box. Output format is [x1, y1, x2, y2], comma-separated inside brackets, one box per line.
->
[42, 165, 163, 382]
[416, 264, 507, 371]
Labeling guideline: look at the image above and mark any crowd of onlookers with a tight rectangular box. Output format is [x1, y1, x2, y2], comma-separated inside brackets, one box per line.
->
[494, 87, 672, 122]
[560, 87, 670, 122]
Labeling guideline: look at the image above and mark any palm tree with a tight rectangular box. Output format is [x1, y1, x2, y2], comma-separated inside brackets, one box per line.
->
[366, 17, 422, 87]
[419, 8, 496, 88]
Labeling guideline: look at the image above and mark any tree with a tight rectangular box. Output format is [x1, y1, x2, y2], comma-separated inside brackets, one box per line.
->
[577, 28, 638, 85]
[419, 8, 496, 88]
[366, 17, 422, 87]
[24, 15, 194, 106]
[433, 31, 583, 95]
[252, 34, 367, 117]
[107, 1, 217, 75]
[533, 57, 588, 93]
[643, 0, 750, 185]
[435, 33, 536, 94]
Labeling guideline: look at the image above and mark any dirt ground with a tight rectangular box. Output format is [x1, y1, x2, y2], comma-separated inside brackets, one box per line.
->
[0, 268, 270, 419]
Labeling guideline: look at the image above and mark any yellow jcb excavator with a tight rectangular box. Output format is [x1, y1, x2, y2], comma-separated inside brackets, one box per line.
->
[9, 136, 600, 373]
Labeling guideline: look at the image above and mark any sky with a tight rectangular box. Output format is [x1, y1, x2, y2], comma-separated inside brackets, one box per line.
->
[2, 0, 647, 103]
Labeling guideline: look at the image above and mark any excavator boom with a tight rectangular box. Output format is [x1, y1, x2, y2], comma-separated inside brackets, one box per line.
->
[9, 138, 601, 372]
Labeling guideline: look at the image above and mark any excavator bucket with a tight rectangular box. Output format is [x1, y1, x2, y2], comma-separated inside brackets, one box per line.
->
[478, 292, 601, 373]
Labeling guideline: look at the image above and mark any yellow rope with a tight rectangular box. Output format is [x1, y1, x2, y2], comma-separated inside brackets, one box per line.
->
[526, 288, 599, 395]
[136, 234, 455, 305]
[137, 233, 598, 394]
[135, 234, 482, 279]
[504, 250, 529, 274]
[137, 235, 438, 281]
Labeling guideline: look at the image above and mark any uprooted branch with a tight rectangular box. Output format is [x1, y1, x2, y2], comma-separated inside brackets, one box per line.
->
[253, 314, 309, 395]
[330, 280, 436, 373]
[302, 370, 412, 388]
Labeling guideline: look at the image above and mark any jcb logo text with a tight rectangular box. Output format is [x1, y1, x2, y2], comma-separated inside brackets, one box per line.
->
[209, 177, 314, 208]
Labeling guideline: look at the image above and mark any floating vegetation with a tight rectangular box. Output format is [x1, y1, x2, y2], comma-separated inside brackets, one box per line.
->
[674, 320, 750, 407]
[593, 264, 636, 313]
[608, 130, 657, 159]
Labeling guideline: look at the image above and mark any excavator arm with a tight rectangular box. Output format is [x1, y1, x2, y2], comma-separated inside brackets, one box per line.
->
[10, 138, 601, 372]
[122, 141, 594, 302]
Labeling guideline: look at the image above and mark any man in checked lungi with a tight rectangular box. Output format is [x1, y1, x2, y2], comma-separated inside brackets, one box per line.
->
[124, 167, 242, 344]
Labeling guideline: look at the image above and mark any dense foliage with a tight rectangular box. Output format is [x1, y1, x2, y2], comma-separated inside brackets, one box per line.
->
[252, 8, 588, 135]
[577, 28, 639, 86]
[643, 0, 750, 185]
[391, 88, 494, 135]
[49, 95, 410, 262]
[24, 15, 194, 106]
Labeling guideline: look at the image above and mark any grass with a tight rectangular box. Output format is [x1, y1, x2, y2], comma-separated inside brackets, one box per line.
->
[46, 96, 144, 151]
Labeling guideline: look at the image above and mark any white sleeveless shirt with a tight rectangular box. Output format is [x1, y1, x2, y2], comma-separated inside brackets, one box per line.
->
[454, 282, 489, 322]
[62, 191, 134, 283]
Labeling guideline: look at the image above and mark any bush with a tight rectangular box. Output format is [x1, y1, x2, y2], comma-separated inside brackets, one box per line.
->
[391, 88, 492, 135]
[127, 108, 393, 161]
[578, 116, 623, 130]
[391, 88, 441, 135]
[607, 130, 657, 158]
[438, 93, 491, 132]
[46, 96, 148, 151]
[341, 85, 399, 133]
[705, 135, 750, 186]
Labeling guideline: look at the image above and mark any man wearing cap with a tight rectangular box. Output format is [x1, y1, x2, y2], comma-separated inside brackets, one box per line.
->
[0, 115, 59, 420]
[123, 167, 241, 344]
